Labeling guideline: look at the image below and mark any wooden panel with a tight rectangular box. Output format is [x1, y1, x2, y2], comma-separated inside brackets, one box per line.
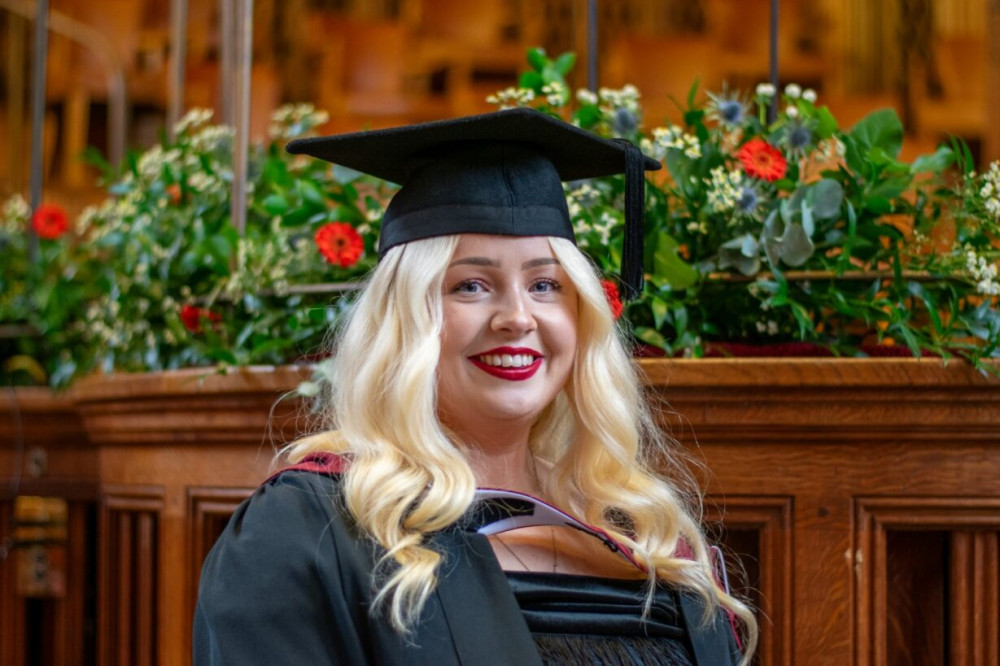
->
[706, 495, 793, 666]
[184, 487, 255, 661]
[854, 497, 1000, 666]
[885, 530, 946, 665]
[950, 531, 1000, 666]
[99, 486, 164, 666]
[60, 360, 1000, 664]
[0, 499, 24, 666]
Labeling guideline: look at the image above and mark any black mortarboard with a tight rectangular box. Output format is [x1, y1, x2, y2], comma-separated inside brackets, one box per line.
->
[286, 107, 659, 298]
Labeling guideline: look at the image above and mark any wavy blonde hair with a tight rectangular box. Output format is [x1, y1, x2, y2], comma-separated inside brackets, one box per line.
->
[285, 235, 757, 660]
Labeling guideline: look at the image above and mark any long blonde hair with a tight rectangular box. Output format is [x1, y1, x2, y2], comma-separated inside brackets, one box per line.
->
[285, 234, 757, 658]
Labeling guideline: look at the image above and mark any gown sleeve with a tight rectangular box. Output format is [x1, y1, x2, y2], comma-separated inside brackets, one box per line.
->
[193, 471, 371, 665]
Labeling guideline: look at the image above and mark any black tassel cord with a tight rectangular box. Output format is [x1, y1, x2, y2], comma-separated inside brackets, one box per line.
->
[614, 139, 646, 300]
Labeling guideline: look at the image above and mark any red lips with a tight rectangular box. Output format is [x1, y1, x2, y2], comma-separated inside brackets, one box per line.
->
[469, 347, 542, 381]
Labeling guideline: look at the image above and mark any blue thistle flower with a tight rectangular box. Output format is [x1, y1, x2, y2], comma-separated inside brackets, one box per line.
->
[707, 88, 749, 130]
[612, 108, 638, 135]
[736, 186, 761, 216]
[781, 118, 815, 159]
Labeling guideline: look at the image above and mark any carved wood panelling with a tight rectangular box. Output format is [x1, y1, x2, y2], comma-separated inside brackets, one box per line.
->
[0, 499, 24, 665]
[854, 497, 1000, 666]
[185, 486, 255, 652]
[950, 530, 1000, 666]
[99, 486, 164, 666]
[705, 495, 793, 666]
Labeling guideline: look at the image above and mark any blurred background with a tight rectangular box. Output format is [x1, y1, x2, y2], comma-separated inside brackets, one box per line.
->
[1, 0, 996, 216]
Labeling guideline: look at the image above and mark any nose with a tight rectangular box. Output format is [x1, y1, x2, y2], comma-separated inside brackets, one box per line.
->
[491, 291, 536, 335]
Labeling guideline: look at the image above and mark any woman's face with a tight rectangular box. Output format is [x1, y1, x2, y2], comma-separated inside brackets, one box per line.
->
[437, 234, 578, 437]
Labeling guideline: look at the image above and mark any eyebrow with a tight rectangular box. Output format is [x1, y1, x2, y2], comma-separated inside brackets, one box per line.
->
[448, 257, 561, 269]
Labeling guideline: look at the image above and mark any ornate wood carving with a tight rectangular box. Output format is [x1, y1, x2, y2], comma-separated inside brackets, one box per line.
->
[99, 486, 164, 666]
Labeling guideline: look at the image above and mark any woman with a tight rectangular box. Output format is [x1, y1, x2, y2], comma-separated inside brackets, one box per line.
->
[194, 108, 756, 665]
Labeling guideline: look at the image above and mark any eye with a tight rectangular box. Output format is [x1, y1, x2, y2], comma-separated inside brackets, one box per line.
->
[452, 279, 486, 294]
[529, 278, 562, 294]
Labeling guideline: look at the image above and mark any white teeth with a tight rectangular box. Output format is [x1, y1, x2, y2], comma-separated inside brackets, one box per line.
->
[478, 353, 535, 368]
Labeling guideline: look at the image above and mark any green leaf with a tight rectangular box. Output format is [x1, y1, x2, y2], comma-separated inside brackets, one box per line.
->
[837, 201, 858, 274]
[815, 106, 838, 140]
[262, 194, 289, 216]
[634, 326, 668, 351]
[864, 195, 892, 215]
[910, 146, 954, 174]
[651, 233, 698, 289]
[526, 47, 548, 72]
[518, 70, 543, 91]
[849, 108, 904, 159]
[650, 297, 668, 329]
[868, 176, 911, 201]
[553, 52, 576, 76]
[572, 105, 601, 128]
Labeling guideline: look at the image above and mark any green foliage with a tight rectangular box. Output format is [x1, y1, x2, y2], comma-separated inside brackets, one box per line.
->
[486, 50, 999, 369]
[1, 105, 393, 385]
[3, 49, 999, 386]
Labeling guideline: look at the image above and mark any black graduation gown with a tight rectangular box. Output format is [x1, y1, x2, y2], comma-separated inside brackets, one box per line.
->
[193, 470, 740, 665]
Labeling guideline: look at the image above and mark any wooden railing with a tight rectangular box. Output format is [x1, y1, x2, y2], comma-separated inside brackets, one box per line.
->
[2, 359, 999, 664]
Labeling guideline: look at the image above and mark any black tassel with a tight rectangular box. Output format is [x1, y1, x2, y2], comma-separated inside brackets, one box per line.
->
[614, 139, 646, 300]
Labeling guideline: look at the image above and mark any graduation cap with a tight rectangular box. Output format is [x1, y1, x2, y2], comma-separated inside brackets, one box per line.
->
[286, 107, 659, 298]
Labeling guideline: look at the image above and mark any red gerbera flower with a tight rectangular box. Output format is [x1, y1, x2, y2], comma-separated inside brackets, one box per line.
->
[601, 279, 624, 320]
[738, 138, 788, 182]
[179, 304, 222, 333]
[315, 222, 364, 268]
[31, 203, 69, 239]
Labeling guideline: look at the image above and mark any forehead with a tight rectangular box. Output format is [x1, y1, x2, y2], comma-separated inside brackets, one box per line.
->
[449, 234, 557, 263]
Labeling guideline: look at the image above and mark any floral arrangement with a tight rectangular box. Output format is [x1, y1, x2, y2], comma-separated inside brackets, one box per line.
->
[1, 105, 394, 385]
[1, 197, 92, 385]
[2, 48, 999, 387]
[496, 49, 999, 368]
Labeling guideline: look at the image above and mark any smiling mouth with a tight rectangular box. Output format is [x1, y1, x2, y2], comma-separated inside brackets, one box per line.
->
[469, 351, 543, 381]
[474, 353, 537, 368]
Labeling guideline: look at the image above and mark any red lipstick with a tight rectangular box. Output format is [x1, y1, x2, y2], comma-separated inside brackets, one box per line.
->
[469, 347, 542, 381]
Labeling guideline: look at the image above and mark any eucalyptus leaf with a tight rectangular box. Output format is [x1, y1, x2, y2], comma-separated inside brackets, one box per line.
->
[801, 201, 815, 237]
[779, 223, 814, 267]
[807, 179, 844, 219]
[719, 234, 760, 276]
[760, 210, 781, 267]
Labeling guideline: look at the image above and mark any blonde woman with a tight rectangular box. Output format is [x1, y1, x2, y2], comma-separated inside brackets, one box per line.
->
[194, 108, 756, 665]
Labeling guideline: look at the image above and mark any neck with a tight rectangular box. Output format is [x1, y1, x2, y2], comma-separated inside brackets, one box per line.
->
[447, 422, 541, 495]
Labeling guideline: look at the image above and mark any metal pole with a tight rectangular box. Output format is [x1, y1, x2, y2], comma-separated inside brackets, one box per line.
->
[6, 14, 26, 195]
[168, 0, 188, 137]
[769, 0, 779, 122]
[28, 0, 49, 261]
[231, 0, 253, 235]
[220, 0, 234, 126]
[587, 0, 598, 91]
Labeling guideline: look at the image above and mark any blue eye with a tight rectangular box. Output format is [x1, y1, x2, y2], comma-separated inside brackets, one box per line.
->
[453, 280, 485, 294]
[530, 279, 561, 293]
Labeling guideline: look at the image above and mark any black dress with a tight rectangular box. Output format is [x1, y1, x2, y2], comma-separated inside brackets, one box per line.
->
[193, 468, 740, 665]
[506, 572, 696, 665]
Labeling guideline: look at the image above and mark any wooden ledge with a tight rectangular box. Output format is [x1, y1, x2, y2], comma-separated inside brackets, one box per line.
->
[638, 357, 1000, 388]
